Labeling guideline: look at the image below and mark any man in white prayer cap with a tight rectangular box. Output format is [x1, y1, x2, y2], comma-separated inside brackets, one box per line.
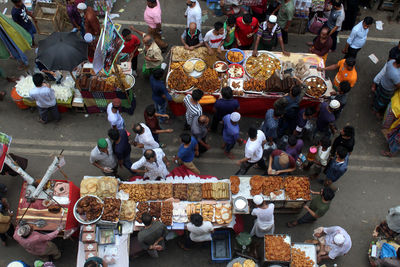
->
[312, 225, 352, 263]
[250, 194, 275, 237]
[222, 111, 243, 159]
[77, 3, 100, 37]
[83, 33, 96, 62]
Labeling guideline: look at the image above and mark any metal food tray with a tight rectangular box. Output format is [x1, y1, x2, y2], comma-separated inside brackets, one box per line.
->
[235, 176, 285, 201]
[229, 78, 244, 91]
[291, 243, 318, 267]
[264, 234, 291, 263]
[244, 50, 282, 80]
[166, 69, 194, 93]
[227, 257, 259, 267]
[98, 197, 122, 225]
[283, 176, 312, 201]
[73, 195, 104, 225]
[185, 58, 206, 78]
[303, 75, 328, 99]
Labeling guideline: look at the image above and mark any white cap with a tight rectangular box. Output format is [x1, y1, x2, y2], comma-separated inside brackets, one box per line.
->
[7, 262, 25, 267]
[77, 3, 87, 10]
[190, 0, 196, 2]
[230, 112, 241, 122]
[17, 224, 31, 237]
[329, 99, 340, 109]
[269, 15, 277, 24]
[84, 33, 94, 43]
[253, 195, 263, 205]
[333, 233, 345, 245]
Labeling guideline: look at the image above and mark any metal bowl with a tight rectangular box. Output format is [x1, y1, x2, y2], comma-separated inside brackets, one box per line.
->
[233, 196, 248, 212]
[73, 195, 104, 225]
[213, 61, 228, 73]
[303, 75, 328, 99]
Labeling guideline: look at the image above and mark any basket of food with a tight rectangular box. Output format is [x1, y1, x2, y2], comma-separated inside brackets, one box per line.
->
[303, 76, 328, 98]
[213, 61, 228, 73]
[183, 58, 207, 78]
[226, 48, 245, 65]
[228, 64, 245, 79]
[166, 68, 197, 93]
[74, 195, 104, 224]
[264, 234, 291, 264]
[244, 51, 282, 80]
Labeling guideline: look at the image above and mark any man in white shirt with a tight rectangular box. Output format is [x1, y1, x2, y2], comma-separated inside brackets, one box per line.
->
[342, 16, 373, 59]
[235, 126, 267, 175]
[29, 73, 60, 124]
[185, 0, 202, 31]
[132, 123, 160, 152]
[179, 213, 213, 249]
[314, 226, 352, 263]
[203, 21, 226, 55]
[107, 98, 125, 130]
[89, 138, 118, 175]
[131, 148, 169, 180]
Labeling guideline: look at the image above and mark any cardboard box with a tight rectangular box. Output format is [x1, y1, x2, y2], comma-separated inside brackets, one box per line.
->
[85, 251, 98, 259]
[84, 243, 98, 252]
[83, 224, 96, 233]
[82, 233, 95, 243]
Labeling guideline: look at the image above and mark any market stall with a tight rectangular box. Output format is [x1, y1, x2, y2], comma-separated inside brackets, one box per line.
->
[230, 175, 311, 214]
[166, 47, 332, 118]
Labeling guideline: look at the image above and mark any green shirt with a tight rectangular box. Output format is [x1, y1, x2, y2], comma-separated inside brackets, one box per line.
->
[309, 195, 330, 217]
[277, 0, 295, 29]
[224, 21, 235, 47]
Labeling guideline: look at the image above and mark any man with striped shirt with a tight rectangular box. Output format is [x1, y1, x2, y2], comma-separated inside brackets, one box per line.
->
[183, 89, 204, 130]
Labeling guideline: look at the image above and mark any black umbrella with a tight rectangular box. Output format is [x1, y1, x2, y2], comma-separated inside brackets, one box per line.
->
[37, 32, 88, 72]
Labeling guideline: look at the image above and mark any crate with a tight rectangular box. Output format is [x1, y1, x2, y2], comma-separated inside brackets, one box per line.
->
[211, 230, 232, 262]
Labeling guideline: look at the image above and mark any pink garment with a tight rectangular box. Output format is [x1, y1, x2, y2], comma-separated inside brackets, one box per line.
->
[144, 0, 162, 29]
[14, 228, 59, 255]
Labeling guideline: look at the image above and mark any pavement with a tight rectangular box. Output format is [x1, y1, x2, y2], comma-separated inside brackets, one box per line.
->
[0, 0, 400, 266]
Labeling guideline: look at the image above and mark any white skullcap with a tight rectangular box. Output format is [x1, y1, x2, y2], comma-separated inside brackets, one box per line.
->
[329, 99, 340, 109]
[253, 195, 263, 205]
[269, 15, 277, 24]
[84, 33, 94, 43]
[230, 112, 241, 122]
[334, 233, 345, 245]
[77, 3, 87, 10]
[190, 0, 196, 2]
[7, 262, 25, 267]
[17, 224, 31, 237]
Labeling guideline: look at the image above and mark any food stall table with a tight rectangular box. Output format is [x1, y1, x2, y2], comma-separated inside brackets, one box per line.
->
[16, 180, 80, 232]
[167, 47, 333, 118]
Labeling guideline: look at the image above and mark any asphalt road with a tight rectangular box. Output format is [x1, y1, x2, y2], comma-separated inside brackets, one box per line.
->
[0, 1, 400, 266]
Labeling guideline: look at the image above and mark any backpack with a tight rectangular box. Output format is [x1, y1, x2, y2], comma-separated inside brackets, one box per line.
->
[308, 14, 327, 34]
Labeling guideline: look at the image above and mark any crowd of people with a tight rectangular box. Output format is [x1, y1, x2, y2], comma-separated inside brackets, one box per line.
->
[1, 0, 400, 266]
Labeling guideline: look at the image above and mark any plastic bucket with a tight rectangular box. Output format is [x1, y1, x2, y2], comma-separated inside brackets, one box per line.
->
[11, 88, 29, 109]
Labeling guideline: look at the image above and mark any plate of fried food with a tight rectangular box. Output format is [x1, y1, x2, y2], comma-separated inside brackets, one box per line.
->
[226, 48, 245, 64]
[196, 68, 221, 94]
[284, 176, 311, 200]
[243, 78, 266, 94]
[74, 195, 104, 224]
[166, 67, 198, 92]
[227, 257, 258, 267]
[229, 78, 244, 92]
[245, 51, 282, 80]
[303, 75, 327, 98]
[291, 243, 317, 267]
[230, 176, 240, 195]
[183, 58, 207, 78]
[264, 234, 291, 262]
[250, 175, 264, 196]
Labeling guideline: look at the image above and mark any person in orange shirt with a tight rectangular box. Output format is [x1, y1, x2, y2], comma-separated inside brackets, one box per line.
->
[318, 57, 357, 90]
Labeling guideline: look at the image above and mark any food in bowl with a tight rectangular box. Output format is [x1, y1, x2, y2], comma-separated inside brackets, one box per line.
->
[227, 51, 244, 63]
[194, 60, 206, 72]
[183, 61, 195, 73]
[167, 68, 198, 91]
[76, 196, 103, 221]
[246, 53, 281, 80]
[228, 65, 244, 78]
[214, 62, 228, 72]
[304, 76, 327, 98]
[234, 198, 247, 210]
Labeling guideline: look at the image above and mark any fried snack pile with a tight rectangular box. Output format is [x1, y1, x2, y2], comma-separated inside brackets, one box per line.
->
[159, 183, 173, 199]
[80, 178, 99, 197]
[105, 75, 129, 91]
[148, 184, 160, 200]
[250, 175, 264, 196]
[202, 183, 213, 199]
[161, 201, 173, 226]
[136, 202, 149, 223]
[201, 203, 214, 222]
[265, 235, 291, 261]
[227, 51, 244, 63]
[119, 184, 148, 202]
[101, 198, 121, 222]
[173, 184, 188, 200]
[186, 203, 201, 220]
[187, 183, 202, 201]
[214, 203, 232, 224]
[284, 176, 311, 200]
[262, 176, 284, 195]
[97, 177, 118, 199]
[196, 68, 220, 93]
[291, 248, 315, 267]
[167, 67, 197, 91]
[305, 76, 327, 98]
[244, 79, 266, 92]
[76, 196, 103, 221]
[246, 54, 281, 80]
[230, 176, 240, 195]
[212, 182, 230, 200]
[170, 61, 185, 69]
[149, 202, 162, 219]
[120, 200, 136, 221]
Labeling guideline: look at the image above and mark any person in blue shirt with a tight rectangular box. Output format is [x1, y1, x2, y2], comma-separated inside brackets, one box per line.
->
[261, 108, 283, 142]
[342, 16, 373, 59]
[279, 85, 302, 136]
[107, 128, 134, 177]
[150, 69, 172, 123]
[222, 112, 243, 159]
[176, 133, 200, 174]
[322, 146, 349, 191]
[11, 0, 36, 46]
[211, 86, 239, 132]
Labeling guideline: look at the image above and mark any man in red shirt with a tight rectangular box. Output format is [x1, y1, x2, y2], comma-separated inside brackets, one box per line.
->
[235, 14, 259, 50]
[121, 28, 141, 77]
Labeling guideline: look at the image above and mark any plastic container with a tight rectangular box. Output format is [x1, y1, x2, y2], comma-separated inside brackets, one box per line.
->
[226, 48, 246, 65]
[307, 146, 318, 161]
[211, 230, 232, 262]
[11, 88, 29, 109]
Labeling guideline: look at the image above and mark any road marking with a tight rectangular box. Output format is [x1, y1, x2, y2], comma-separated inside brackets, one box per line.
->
[9, 147, 400, 173]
